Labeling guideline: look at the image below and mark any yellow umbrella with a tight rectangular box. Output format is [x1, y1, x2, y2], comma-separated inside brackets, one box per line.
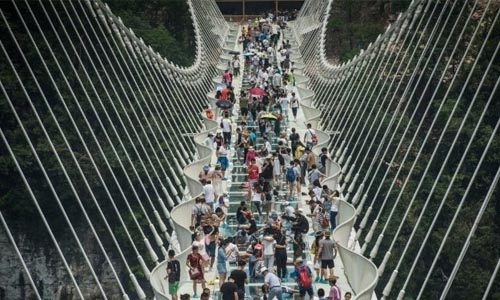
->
[261, 113, 278, 120]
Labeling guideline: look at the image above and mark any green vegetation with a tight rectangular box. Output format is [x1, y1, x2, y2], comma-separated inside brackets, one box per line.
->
[326, 0, 411, 62]
[0, 0, 199, 297]
[106, 0, 195, 66]
[322, 1, 499, 298]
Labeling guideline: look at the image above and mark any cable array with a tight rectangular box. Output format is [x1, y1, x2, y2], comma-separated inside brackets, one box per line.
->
[292, 0, 500, 298]
[0, 0, 228, 299]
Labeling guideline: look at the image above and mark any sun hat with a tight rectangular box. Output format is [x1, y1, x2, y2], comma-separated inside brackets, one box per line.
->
[293, 208, 303, 214]
[328, 275, 339, 281]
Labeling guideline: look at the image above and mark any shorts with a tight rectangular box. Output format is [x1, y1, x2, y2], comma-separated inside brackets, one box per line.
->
[168, 281, 179, 295]
[321, 259, 334, 269]
[218, 156, 229, 170]
[262, 201, 272, 212]
[299, 286, 314, 297]
[206, 242, 216, 257]
[217, 263, 227, 274]
[241, 107, 248, 116]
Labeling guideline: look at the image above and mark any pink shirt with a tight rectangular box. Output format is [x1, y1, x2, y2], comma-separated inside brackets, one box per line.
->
[329, 285, 341, 300]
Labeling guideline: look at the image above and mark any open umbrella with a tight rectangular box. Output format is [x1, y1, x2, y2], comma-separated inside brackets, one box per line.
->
[214, 82, 226, 91]
[261, 113, 278, 120]
[249, 87, 266, 96]
[216, 100, 233, 110]
[228, 50, 240, 55]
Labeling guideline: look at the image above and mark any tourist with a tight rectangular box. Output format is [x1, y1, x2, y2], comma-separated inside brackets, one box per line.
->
[186, 246, 205, 298]
[317, 231, 337, 283]
[290, 258, 313, 300]
[217, 239, 228, 287]
[328, 275, 341, 300]
[164, 249, 181, 300]
[220, 276, 239, 300]
[344, 291, 352, 300]
[230, 260, 248, 300]
[262, 267, 282, 300]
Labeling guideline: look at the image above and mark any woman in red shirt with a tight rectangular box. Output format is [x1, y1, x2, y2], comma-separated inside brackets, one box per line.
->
[186, 245, 206, 297]
[247, 158, 260, 187]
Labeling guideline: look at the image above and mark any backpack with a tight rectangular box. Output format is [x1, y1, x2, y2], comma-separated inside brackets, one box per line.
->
[312, 133, 318, 145]
[286, 167, 296, 182]
[167, 260, 180, 282]
[195, 205, 203, 225]
[321, 212, 330, 228]
[297, 265, 311, 287]
[309, 129, 318, 145]
[278, 154, 285, 166]
[300, 215, 309, 233]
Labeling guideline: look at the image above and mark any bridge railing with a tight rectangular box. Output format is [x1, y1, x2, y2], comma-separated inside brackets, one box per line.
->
[288, 2, 379, 297]
[149, 11, 238, 300]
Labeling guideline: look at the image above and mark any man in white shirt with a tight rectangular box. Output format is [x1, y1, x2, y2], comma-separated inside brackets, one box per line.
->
[273, 71, 282, 89]
[262, 267, 283, 300]
[202, 179, 216, 210]
[304, 123, 316, 149]
[221, 113, 232, 146]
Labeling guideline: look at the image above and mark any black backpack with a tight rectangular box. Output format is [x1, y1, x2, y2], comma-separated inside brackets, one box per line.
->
[167, 260, 180, 282]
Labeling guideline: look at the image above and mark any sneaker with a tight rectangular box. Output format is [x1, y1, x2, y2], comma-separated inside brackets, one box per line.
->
[315, 276, 320, 282]
[319, 279, 328, 284]
[193, 294, 198, 298]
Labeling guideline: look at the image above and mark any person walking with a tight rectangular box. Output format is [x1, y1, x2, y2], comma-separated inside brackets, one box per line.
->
[262, 233, 276, 270]
[290, 258, 313, 300]
[217, 239, 229, 287]
[164, 250, 181, 300]
[330, 190, 340, 231]
[274, 230, 288, 281]
[328, 275, 341, 300]
[311, 231, 324, 282]
[221, 113, 232, 146]
[317, 231, 337, 284]
[290, 93, 298, 121]
[230, 260, 248, 300]
[304, 123, 316, 149]
[186, 245, 206, 298]
[220, 276, 239, 300]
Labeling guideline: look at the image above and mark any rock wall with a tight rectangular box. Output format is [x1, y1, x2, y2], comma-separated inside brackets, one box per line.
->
[0, 229, 122, 300]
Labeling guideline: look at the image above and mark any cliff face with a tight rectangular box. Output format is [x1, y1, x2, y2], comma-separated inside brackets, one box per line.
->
[0, 230, 122, 300]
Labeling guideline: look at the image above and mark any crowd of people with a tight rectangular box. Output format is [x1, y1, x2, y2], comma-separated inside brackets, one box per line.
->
[165, 15, 350, 300]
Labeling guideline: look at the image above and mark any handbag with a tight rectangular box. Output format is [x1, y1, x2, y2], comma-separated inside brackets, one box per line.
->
[189, 268, 200, 277]
[321, 214, 329, 228]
